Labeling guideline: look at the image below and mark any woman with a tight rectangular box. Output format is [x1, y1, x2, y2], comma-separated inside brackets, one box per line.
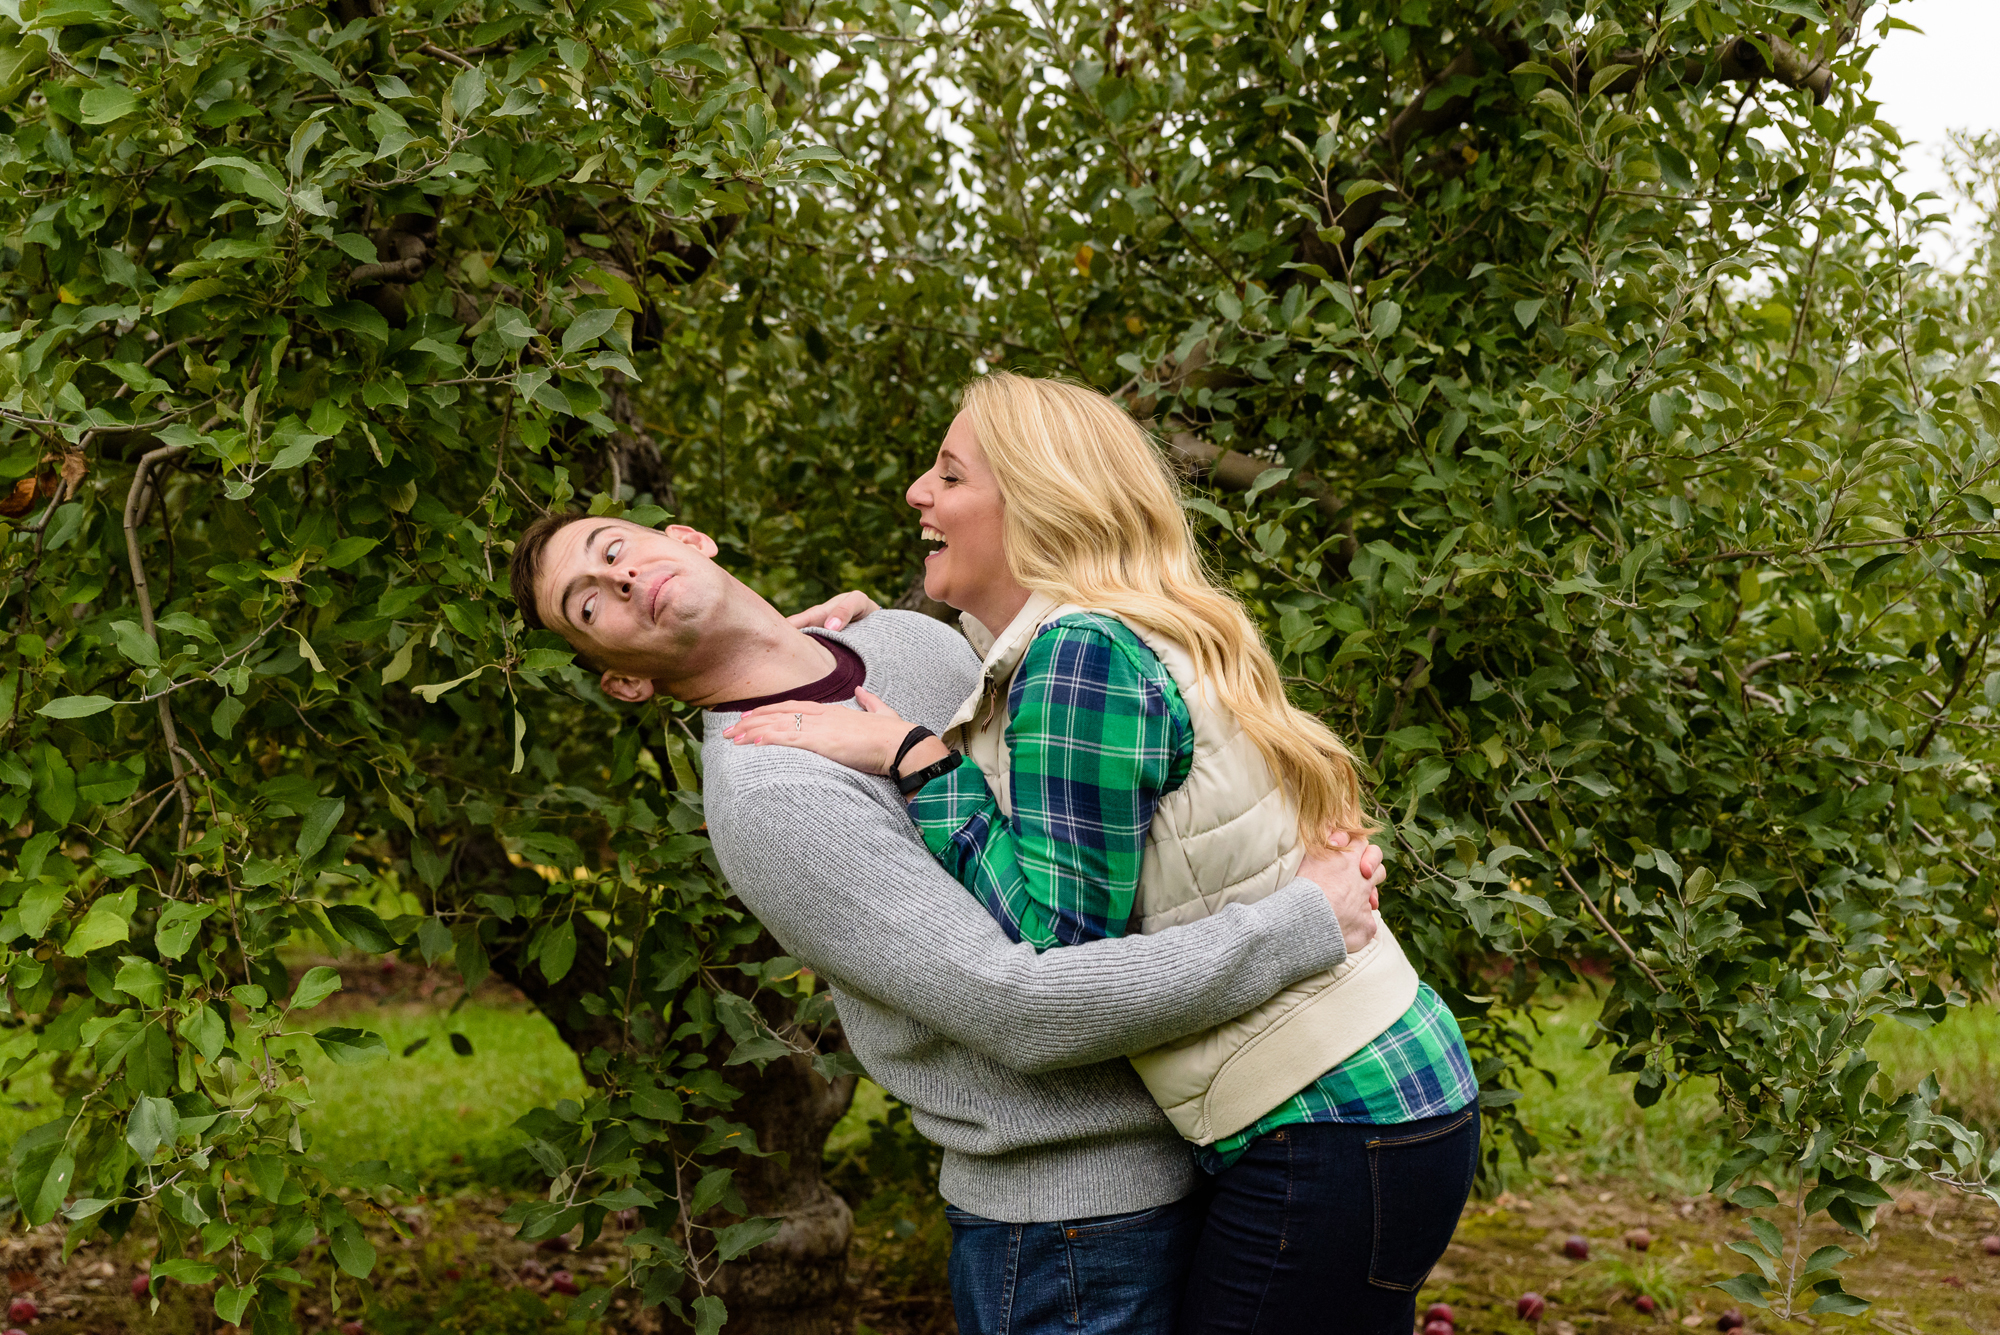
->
[725, 373, 1478, 1333]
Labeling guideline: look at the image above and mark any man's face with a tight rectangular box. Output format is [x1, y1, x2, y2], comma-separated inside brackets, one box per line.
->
[533, 519, 729, 701]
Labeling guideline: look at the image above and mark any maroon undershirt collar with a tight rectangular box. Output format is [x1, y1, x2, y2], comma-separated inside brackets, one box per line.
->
[705, 635, 866, 713]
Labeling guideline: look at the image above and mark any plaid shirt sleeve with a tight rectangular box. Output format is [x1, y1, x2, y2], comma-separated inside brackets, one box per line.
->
[908, 615, 1193, 950]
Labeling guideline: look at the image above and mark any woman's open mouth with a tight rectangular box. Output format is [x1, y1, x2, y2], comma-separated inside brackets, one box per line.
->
[921, 524, 948, 561]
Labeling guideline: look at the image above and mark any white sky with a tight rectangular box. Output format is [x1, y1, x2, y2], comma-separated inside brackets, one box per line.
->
[1866, 0, 2000, 260]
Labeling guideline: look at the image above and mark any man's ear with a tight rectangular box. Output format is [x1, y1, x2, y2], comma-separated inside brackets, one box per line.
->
[664, 524, 720, 558]
[601, 670, 657, 704]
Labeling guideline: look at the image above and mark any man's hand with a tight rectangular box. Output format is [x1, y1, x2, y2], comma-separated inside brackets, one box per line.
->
[1299, 831, 1385, 953]
[786, 590, 880, 632]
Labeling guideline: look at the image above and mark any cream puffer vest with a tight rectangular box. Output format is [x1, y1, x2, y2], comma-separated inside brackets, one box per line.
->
[948, 593, 1421, 1145]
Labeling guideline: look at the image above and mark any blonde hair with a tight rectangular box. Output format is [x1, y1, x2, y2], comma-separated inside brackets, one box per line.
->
[959, 371, 1373, 846]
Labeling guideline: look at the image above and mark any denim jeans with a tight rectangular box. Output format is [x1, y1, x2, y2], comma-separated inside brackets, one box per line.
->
[1177, 1106, 1481, 1335]
[946, 1192, 1206, 1335]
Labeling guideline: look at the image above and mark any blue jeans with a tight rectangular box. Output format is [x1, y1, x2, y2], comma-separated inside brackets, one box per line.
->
[1177, 1106, 1481, 1335]
[946, 1193, 1205, 1335]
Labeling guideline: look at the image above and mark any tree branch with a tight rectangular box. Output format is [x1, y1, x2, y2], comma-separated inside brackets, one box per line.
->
[1509, 801, 1665, 991]
[123, 444, 194, 848]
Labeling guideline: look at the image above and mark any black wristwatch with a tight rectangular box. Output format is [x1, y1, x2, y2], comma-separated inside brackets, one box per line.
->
[896, 751, 963, 796]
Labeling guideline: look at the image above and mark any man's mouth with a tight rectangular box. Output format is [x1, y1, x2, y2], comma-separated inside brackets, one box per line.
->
[647, 573, 674, 622]
[921, 524, 947, 561]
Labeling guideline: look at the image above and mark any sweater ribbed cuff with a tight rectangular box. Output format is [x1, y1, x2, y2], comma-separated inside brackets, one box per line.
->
[1259, 877, 1350, 981]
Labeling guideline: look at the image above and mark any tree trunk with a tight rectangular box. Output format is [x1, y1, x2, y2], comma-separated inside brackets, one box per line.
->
[460, 836, 859, 1334]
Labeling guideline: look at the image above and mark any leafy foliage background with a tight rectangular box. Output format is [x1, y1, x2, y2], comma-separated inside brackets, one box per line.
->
[2, 0, 1999, 1328]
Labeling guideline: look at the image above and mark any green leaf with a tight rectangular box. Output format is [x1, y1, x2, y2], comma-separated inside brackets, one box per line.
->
[1808, 1291, 1870, 1316]
[1513, 297, 1543, 329]
[562, 307, 621, 354]
[692, 1294, 727, 1335]
[324, 903, 396, 953]
[113, 956, 168, 1007]
[154, 903, 214, 960]
[712, 1217, 780, 1261]
[150, 1258, 220, 1288]
[539, 917, 577, 983]
[416, 915, 453, 964]
[37, 695, 114, 719]
[314, 1027, 390, 1066]
[289, 965, 343, 1010]
[214, 1282, 255, 1325]
[78, 85, 139, 123]
[329, 1218, 377, 1278]
[1730, 1184, 1781, 1209]
[318, 300, 391, 346]
[66, 888, 137, 956]
[296, 797, 345, 857]
[124, 1094, 178, 1162]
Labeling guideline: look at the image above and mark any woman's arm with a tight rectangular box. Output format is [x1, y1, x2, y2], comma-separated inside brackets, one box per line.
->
[910, 617, 1189, 949]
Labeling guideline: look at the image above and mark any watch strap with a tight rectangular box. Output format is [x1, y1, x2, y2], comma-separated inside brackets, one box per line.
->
[895, 751, 963, 796]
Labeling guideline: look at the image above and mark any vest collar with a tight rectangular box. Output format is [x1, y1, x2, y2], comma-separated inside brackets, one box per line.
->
[945, 591, 1064, 734]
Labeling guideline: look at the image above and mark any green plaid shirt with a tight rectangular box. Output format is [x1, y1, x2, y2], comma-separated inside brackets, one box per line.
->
[911, 613, 1477, 1162]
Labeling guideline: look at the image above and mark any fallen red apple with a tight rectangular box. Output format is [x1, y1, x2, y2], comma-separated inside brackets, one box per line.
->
[7, 1327, 25, 1335]
[341, 1322, 365, 1335]
[6, 1298, 34, 1323]
[1422, 1321, 1452, 1335]
[1982, 1235, 2000, 1256]
[1517, 1292, 1546, 1321]
[130, 1274, 150, 1299]
[1424, 1303, 1455, 1324]
[1562, 1235, 1590, 1260]
[1624, 1227, 1654, 1251]
[1634, 1295, 1658, 1315]
[442, 1266, 462, 1282]
[1717, 1311, 1744, 1331]
[550, 1270, 580, 1296]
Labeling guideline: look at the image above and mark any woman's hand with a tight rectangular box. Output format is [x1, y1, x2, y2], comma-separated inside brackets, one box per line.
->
[1299, 832, 1385, 952]
[786, 590, 880, 632]
[723, 688, 920, 775]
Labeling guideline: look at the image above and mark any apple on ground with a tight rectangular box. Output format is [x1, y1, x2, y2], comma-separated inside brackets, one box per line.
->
[1717, 1310, 1745, 1331]
[550, 1270, 581, 1296]
[1517, 1292, 1547, 1321]
[130, 1274, 150, 1299]
[6, 1298, 34, 1323]
[1624, 1227, 1654, 1251]
[1562, 1235, 1590, 1260]
[341, 1321, 364, 1335]
[1634, 1294, 1658, 1314]
[1424, 1302, 1455, 1324]
[1982, 1235, 2000, 1256]
[1422, 1321, 1452, 1335]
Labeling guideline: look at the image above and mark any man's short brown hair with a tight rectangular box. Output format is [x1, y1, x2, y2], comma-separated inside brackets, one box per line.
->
[509, 510, 587, 631]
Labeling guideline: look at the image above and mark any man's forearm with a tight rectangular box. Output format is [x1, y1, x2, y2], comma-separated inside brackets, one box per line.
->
[714, 781, 1348, 1073]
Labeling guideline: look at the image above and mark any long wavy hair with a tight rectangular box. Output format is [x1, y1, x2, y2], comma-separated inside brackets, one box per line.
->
[959, 371, 1373, 845]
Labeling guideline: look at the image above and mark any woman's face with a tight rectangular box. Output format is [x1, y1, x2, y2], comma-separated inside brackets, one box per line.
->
[907, 412, 1025, 633]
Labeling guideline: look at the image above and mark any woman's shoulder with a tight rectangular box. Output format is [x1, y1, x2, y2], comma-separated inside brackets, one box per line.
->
[1028, 611, 1183, 697]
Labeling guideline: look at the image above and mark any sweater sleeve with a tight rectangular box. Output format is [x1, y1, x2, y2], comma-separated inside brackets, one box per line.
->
[908, 618, 1192, 949]
[709, 772, 1347, 1074]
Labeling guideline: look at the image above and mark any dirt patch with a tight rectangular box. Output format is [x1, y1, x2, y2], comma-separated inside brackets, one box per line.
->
[1417, 1180, 2000, 1334]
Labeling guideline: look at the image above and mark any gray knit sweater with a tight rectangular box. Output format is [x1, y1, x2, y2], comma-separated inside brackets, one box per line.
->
[701, 610, 1350, 1222]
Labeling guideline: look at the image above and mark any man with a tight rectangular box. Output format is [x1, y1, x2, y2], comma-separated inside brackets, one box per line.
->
[509, 514, 1385, 1334]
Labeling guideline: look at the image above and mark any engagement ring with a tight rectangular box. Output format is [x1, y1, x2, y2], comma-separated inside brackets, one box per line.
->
[793, 713, 803, 732]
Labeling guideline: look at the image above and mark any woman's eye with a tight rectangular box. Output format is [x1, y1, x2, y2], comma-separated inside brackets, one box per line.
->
[605, 539, 623, 562]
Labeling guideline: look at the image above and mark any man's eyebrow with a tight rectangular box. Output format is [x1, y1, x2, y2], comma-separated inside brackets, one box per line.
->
[556, 525, 612, 627]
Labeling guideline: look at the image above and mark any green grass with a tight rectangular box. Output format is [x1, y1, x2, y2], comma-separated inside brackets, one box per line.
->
[0, 1000, 588, 1189]
[291, 1000, 589, 1184]
[1500, 990, 2000, 1195]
